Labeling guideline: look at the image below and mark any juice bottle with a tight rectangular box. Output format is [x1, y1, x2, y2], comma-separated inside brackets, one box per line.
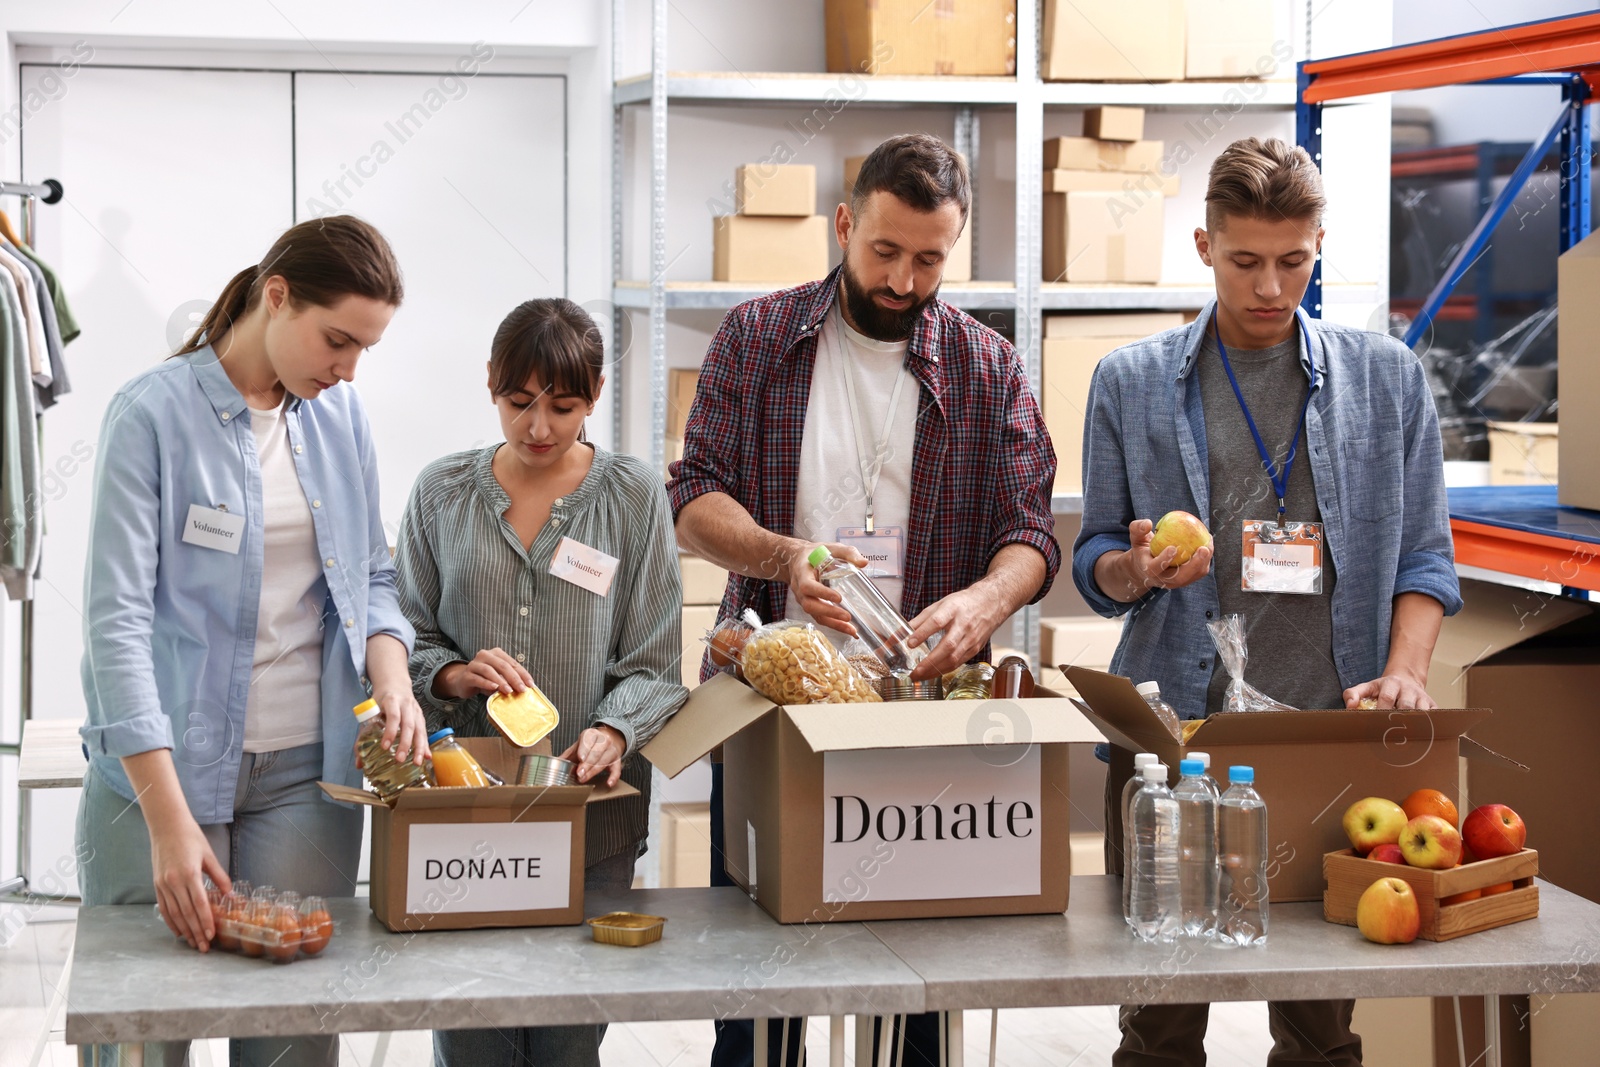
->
[354, 698, 432, 801]
[427, 728, 493, 787]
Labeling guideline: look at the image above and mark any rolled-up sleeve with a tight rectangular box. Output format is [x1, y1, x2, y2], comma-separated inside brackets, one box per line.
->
[1393, 356, 1463, 615]
[987, 352, 1060, 602]
[592, 477, 690, 755]
[80, 393, 175, 758]
[667, 310, 743, 517]
[1073, 361, 1144, 619]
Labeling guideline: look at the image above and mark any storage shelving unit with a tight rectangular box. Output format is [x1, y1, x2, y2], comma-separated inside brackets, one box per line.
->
[1298, 11, 1600, 602]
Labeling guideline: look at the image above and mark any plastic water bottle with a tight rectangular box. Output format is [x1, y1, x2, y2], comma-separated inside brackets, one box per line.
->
[1121, 752, 1159, 925]
[1136, 681, 1184, 740]
[1218, 765, 1270, 947]
[1127, 762, 1181, 943]
[1174, 758, 1219, 939]
[808, 545, 925, 672]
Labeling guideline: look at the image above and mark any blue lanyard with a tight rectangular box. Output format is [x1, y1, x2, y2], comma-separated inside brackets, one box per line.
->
[1213, 316, 1316, 520]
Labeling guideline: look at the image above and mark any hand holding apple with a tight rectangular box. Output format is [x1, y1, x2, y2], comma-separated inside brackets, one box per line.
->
[1399, 814, 1463, 869]
[1357, 877, 1421, 944]
[1148, 511, 1213, 567]
[1462, 804, 1526, 859]
[1343, 797, 1408, 854]
[1113, 518, 1214, 597]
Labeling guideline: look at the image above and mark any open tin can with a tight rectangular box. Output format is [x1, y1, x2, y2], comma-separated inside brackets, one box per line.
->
[517, 753, 575, 787]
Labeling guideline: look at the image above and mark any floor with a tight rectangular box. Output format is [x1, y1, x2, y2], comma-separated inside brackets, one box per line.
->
[1, 901, 1276, 1067]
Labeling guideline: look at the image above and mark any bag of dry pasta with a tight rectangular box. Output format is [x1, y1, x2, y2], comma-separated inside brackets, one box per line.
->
[735, 620, 881, 705]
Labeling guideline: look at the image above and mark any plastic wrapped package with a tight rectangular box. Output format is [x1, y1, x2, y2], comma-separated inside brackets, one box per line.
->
[1205, 614, 1298, 714]
[738, 621, 881, 705]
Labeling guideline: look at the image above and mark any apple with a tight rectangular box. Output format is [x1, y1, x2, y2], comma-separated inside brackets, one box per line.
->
[1462, 804, 1526, 860]
[1148, 511, 1213, 566]
[1343, 797, 1408, 854]
[1368, 843, 1406, 864]
[1357, 877, 1421, 944]
[1399, 814, 1464, 869]
[1441, 888, 1482, 906]
[1401, 787, 1458, 829]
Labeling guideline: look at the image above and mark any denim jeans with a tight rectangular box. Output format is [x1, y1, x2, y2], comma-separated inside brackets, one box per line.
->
[76, 742, 362, 1067]
[432, 848, 640, 1067]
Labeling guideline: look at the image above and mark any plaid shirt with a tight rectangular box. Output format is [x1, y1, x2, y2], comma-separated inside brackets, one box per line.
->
[667, 267, 1059, 681]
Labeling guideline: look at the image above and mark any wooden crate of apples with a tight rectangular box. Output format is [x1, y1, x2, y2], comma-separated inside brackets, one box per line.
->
[1323, 789, 1536, 943]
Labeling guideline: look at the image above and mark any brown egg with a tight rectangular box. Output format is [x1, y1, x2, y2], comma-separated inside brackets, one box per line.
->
[214, 897, 242, 952]
[299, 909, 334, 956]
[265, 906, 302, 963]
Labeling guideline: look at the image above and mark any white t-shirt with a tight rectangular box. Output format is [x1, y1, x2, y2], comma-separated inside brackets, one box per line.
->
[242, 403, 327, 753]
[785, 300, 918, 636]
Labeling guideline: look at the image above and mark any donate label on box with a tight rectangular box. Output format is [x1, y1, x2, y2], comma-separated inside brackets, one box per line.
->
[405, 821, 573, 915]
[823, 745, 1041, 902]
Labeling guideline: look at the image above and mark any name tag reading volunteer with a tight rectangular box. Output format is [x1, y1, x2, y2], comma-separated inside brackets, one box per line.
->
[822, 746, 1041, 902]
[181, 504, 245, 555]
[835, 526, 905, 580]
[548, 536, 619, 597]
[406, 821, 572, 914]
[1242, 519, 1325, 595]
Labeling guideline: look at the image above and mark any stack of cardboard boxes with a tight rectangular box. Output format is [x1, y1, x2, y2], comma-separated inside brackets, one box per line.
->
[664, 367, 698, 469]
[844, 154, 973, 282]
[713, 164, 830, 283]
[1041, 0, 1279, 82]
[825, 0, 1017, 76]
[1042, 108, 1175, 284]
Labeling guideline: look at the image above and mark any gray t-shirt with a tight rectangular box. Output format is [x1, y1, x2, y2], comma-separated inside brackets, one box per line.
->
[1198, 327, 1341, 714]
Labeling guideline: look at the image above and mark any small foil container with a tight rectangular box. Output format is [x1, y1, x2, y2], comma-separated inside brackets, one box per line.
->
[517, 754, 575, 787]
[588, 911, 666, 946]
[870, 674, 943, 702]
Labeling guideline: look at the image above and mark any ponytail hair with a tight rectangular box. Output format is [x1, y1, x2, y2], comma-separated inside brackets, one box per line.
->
[174, 215, 403, 356]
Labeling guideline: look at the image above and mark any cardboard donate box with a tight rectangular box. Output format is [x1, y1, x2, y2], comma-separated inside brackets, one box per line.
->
[1065, 666, 1521, 904]
[642, 671, 1106, 923]
[321, 736, 637, 932]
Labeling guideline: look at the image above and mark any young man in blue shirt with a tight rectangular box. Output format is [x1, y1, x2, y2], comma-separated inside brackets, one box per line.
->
[1074, 137, 1462, 1065]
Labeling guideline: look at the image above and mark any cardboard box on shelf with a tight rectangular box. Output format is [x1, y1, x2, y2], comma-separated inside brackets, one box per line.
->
[1185, 0, 1279, 80]
[319, 738, 637, 932]
[1487, 420, 1558, 486]
[1042, 190, 1164, 283]
[664, 434, 684, 470]
[712, 215, 830, 283]
[1043, 136, 1165, 173]
[679, 552, 728, 607]
[1559, 228, 1600, 508]
[1044, 166, 1179, 199]
[1044, 311, 1185, 339]
[660, 801, 713, 888]
[680, 605, 719, 688]
[845, 154, 974, 282]
[1082, 105, 1144, 142]
[1042, 0, 1184, 82]
[825, 0, 1018, 77]
[1066, 665, 1518, 903]
[1039, 617, 1125, 676]
[736, 164, 816, 217]
[668, 368, 700, 439]
[642, 671, 1105, 923]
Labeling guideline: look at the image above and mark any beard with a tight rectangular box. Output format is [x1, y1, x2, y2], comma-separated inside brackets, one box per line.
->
[839, 255, 940, 342]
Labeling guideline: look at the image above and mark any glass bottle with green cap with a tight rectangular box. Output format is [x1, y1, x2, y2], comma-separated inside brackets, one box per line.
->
[808, 544, 925, 673]
[353, 698, 432, 800]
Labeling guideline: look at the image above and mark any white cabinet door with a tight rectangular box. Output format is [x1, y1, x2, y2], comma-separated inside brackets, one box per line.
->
[12, 65, 294, 888]
[292, 71, 567, 538]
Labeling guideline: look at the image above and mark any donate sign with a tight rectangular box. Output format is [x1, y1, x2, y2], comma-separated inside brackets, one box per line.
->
[405, 821, 573, 914]
[822, 745, 1041, 902]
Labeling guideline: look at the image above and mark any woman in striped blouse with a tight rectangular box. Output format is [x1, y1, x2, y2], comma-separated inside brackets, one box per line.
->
[395, 298, 688, 1067]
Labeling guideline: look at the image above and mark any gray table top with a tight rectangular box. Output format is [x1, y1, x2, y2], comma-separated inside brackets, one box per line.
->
[866, 876, 1600, 1011]
[66, 877, 1600, 1045]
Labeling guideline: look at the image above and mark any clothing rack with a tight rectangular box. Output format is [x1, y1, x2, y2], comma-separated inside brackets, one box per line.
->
[0, 176, 65, 899]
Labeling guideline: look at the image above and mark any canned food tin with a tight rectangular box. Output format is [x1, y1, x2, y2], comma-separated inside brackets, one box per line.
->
[588, 911, 667, 946]
[517, 753, 576, 787]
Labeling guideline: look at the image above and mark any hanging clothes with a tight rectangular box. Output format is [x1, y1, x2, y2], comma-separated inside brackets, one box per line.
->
[0, 243, 48, 390]
[2, 239, 69, 408]
[0, 210, 78, 344]
[0, 250, 39, 600]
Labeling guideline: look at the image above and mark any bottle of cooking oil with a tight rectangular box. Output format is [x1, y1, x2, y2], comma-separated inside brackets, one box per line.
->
[354, 699, 431, 801]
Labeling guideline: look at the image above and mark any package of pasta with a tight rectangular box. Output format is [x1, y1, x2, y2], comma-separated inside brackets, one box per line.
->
[738, 621, 881, 705]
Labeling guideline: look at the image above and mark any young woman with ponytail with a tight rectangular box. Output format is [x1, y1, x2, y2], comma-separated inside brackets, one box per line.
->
[76, 216, 424, 1067]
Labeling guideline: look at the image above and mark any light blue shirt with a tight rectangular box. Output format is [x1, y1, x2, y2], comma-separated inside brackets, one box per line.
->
[1073, 302, 1463, 720]
[80, 348, 413, 823]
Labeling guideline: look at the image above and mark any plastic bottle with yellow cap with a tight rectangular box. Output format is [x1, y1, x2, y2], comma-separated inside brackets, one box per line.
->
[353, 698, 432, 800]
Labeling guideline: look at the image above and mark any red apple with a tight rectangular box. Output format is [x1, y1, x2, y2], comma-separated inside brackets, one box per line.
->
[1148, 510, 1213, 566]
[1462, 804, 1526, 860]
[1343, 797, 1408, 854]
[1368, 843, 1406, 865]
[1357, 877, 1421, 944]
[1399, 814, 1463, 869]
